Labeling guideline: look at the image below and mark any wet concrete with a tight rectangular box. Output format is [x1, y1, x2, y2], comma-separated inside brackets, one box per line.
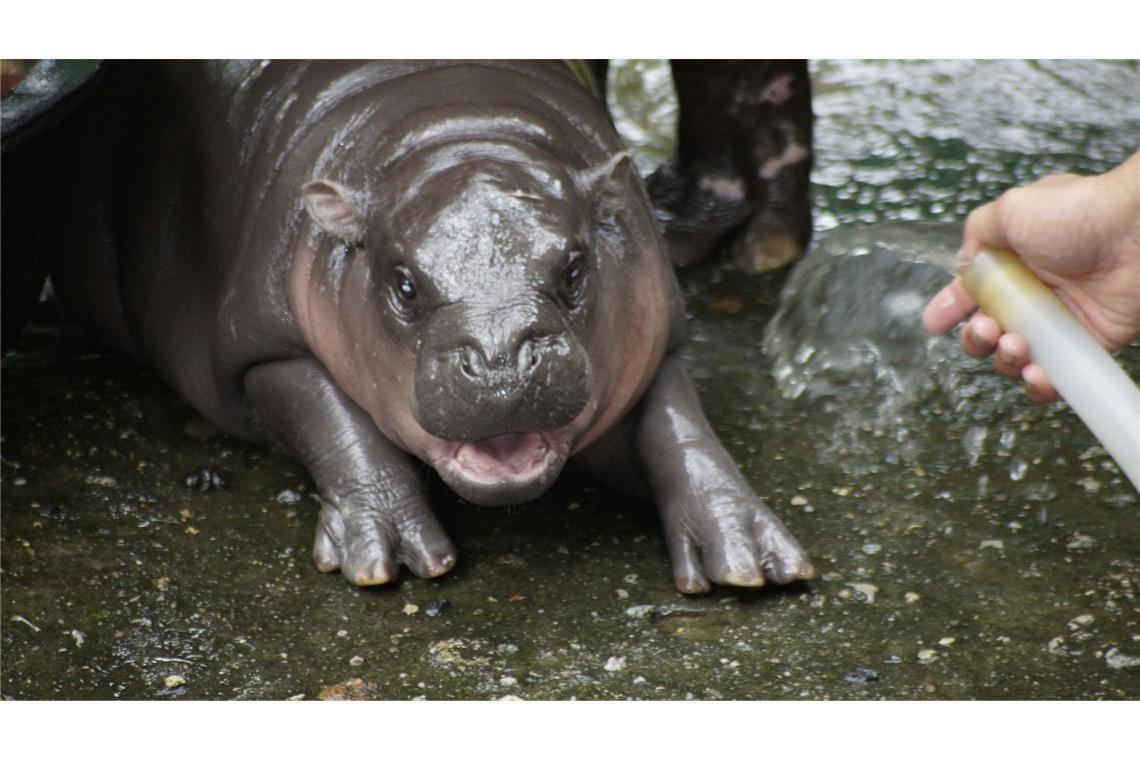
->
[3, 60, 1139, 699]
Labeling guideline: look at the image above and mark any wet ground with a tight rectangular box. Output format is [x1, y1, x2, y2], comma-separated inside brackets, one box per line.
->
[3, 60, 1139, 700]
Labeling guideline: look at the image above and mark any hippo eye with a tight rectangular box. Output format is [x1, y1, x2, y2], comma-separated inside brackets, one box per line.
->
[392, 266, 417, 302]
[562, 250, 587, 302]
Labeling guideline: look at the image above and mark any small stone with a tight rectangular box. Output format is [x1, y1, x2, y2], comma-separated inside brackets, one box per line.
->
[1068, 614, 1095, 630]
[938, 637, 956, 647]
[846, 582, 878, 603]
[164, 675, 186, 689]
[336, 629, 348, 638]
[402, 604, 419, 616]
[287, 693, 305, 701]
[615, 588, 629, 599]
[904, 592, 921, 604]
[185, 466, 225, 492]
[499, 675, 518, 687]
[1047, 636, 1068, 655]
[603, 656, 626, 672]
[979, 539, 1004, 551]
[1066, 534, 1096, 551]
[276, 489, 302, 505]
[790, 495, 808, 506]
[861, 543, 882, 556]
[85, 475, 118, 488]
[843, 667, 879, 684]
[424, 598, 451, 617]
[917, 649, 938, 664]
[349, 655, 364, 666]
[318, 677, 367, 701]
[1104, 647, 1140, 670]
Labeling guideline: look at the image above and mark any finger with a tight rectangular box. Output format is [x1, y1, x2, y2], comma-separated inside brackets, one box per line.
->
[922, 278, 978, 335]
[960, 200, 1003, 256]
[1022, 363, 1061, 403]
[994, 333, 1031, 379]
[961, 313, 1001, 357]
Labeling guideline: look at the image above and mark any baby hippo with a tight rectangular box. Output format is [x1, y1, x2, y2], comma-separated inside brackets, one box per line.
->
[36, 61, 814, 593]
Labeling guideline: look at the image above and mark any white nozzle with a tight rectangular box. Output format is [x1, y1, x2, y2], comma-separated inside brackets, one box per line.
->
[959, 248, 1140, 492]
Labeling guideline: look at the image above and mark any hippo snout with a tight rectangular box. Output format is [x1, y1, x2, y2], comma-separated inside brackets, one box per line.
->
[413, 329, 590, 443]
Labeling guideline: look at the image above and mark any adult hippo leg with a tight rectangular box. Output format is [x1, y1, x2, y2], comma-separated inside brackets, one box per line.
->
[244, 359, 457, 586]
[579, 357, 814, 593]
[648, 60, 813, 272]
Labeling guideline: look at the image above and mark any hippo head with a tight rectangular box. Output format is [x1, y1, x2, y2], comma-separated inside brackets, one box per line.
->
[300, 143, 661, 506]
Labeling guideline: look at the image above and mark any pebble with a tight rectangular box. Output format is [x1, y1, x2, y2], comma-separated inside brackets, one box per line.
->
[1068, 614, 1095, 630]
[979, 539, 1004, 551]
[1104, 647, 1140, 670]
[843, 667, 879, 684]
[1066, 534, 1096, 551]
[424, 598, 451, 617]
[625, 604, 656, 619]
[185, 466, 225, 492]
[349, 655, 364, 666]
[603, 656, 626, 672]
[791, 495, 808, 506]
[402, 603, 419, 615]
[276, 489, 302, 505]
[916, 649, 938, 664]
[904, 592, 921, 604]
[499, 676, 518, 687]
[164, 675, 186, 689]
[846, 582, 878, 603]
[938, 637, 956, 647]
[861, 543, 882, 556]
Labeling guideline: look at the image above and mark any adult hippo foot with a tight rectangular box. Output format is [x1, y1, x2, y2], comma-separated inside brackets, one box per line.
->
[312, 491, 457, 587]
[647, 59, 813, 272]
[662, 496, 814, 594]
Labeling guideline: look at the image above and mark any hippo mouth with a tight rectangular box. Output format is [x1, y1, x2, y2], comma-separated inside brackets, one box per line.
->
[431, 430, 569, 506]
[449, 432, 556, 484]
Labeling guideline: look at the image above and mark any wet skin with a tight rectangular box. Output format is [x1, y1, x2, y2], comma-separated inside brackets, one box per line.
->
[29, 60, 813, 592]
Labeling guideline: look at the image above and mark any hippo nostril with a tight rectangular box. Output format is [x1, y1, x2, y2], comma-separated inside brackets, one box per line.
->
[517, 339, 543, 375]
[459, 346, 482, 380]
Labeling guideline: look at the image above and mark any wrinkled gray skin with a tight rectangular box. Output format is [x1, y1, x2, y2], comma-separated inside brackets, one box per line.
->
[35, 61, 813, 593]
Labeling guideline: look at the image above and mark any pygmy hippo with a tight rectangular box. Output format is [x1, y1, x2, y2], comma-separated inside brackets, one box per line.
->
[28, 61, 814, 593]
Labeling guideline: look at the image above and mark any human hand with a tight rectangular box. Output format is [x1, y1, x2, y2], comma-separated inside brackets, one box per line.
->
[923, 151, 1140, 402]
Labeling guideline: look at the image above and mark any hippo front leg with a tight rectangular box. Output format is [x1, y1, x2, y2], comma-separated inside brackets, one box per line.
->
[583, 357, 813, 593]
[244, 359, 456, 586]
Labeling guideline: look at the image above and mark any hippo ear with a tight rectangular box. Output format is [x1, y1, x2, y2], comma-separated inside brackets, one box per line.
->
[575, 152, 634, 218]
[302, 179, 364, 245]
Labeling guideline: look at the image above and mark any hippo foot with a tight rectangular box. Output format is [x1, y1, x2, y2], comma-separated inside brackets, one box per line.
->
[312, 494, 457, 587]
[647, 162, 807, 272]
[664, 499, 815, 594]
[728, 223, 804, 274]
[647, 162, 751, 268]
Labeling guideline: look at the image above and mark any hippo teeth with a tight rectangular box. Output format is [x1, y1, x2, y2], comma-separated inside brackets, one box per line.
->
[453, 432, 552, 482]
